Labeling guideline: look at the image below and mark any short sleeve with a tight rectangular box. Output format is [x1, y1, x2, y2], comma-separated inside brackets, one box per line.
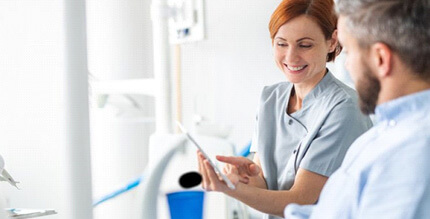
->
[299, 101, 372, 177]
[250, 111, 259, 153]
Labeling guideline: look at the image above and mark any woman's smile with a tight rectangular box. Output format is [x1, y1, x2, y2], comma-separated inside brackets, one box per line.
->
[285, 64, 308, 74]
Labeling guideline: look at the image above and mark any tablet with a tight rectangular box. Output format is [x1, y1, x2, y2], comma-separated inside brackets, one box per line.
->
[176, 121, 236, 190]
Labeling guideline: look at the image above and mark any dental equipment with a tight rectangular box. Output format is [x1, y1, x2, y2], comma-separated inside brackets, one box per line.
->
[92, 171, 201, 207]
[5, 208, 57, 218]
[92, 176, 142, 207]
[238, 141, 252, 158]
[0, 155, 4, 173]
[92, 140, 251, 207]
[0, 155, 20, 189]
[135, 135, 188, 218]
[0, 169, 20, 190]
[179, 171, 202, 188]
[0, 155, 3, 174]
[176, 121, 236, 190]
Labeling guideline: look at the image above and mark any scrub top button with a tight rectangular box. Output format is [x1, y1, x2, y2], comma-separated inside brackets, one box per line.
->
[288, 119, 293, 125]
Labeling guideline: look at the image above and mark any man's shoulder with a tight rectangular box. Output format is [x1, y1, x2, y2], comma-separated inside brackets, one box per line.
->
[371, 119, 430, 171]
[345, 120, 430, 173]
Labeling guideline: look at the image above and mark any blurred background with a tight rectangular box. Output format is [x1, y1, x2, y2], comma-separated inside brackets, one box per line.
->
[0, 0, 351, 218]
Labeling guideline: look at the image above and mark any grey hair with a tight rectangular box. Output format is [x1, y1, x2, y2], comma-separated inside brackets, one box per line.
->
[336, 0, 430, 77]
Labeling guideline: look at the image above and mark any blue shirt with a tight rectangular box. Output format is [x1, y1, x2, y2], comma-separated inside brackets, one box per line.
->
[284, 89, 430, 219]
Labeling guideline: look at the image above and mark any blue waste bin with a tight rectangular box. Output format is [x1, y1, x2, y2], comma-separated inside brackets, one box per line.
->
[166, 191, 205, 219]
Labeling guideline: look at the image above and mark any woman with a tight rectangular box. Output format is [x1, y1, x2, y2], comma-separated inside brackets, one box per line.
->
[198, 0, 372, 218]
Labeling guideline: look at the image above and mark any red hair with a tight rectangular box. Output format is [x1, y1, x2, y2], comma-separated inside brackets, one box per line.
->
[269, 0, 341, 62]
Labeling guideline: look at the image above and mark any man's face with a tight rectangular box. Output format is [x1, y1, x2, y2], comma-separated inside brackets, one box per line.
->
[338, 16, 381, 114]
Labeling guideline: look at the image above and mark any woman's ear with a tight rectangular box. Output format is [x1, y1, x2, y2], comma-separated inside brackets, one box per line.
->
[329, 30, 338, 53]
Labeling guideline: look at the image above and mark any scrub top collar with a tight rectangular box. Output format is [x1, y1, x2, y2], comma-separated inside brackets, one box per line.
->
[375, 89, 430, 124]
[301, 69, 334, 107]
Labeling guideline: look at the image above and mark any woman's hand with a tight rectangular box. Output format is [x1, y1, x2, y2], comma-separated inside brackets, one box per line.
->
[197, 151, 264, 193]
[217, 155, 261, 184]
[197, 151, 236, 192]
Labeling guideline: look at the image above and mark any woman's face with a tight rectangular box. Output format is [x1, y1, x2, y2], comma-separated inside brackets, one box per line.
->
[273, 15, 336, 86]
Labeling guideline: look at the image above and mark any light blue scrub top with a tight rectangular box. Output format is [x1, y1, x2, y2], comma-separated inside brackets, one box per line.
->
[251, 71, 372, 219]
[285, 89, 430, 219]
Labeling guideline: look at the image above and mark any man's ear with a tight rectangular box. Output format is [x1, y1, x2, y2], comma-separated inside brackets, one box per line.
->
[370, 43, 392, 78]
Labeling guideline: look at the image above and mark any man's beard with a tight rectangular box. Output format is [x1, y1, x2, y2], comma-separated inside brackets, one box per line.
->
[356, 61, 381, 115]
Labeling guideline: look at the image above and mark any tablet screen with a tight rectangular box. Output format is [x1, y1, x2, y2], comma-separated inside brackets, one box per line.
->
[176, 121, 236, 190]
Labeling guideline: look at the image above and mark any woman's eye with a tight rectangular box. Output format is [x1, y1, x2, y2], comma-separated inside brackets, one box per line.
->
[277, 42, 287, 47]
[299, 44, 312, 48]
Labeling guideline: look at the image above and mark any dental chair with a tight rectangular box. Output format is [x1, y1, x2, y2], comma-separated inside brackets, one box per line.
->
[135, 133, 249, 219]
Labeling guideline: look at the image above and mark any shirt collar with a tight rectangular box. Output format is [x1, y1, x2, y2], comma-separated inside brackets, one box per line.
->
[375, 89, 430, 123]
[302, 69, 334, 106]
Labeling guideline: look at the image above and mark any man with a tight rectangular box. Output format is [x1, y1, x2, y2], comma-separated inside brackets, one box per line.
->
[284, 0, 430, 218]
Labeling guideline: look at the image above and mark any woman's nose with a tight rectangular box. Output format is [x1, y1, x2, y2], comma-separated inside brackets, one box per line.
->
[285, 48, 300, 63]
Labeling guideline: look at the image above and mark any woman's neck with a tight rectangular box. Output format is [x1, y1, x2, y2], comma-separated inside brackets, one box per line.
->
[287, 69, 327, 114]
[287, 88, 302, 114]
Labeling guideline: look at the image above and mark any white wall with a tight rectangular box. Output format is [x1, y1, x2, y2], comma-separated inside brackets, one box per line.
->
[86, 0, 155, 218]
[0, 1, 155, 217]
[180, 0, 283, 148]
[0, 1, 66, 218]
[86, 0, 153, 80]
